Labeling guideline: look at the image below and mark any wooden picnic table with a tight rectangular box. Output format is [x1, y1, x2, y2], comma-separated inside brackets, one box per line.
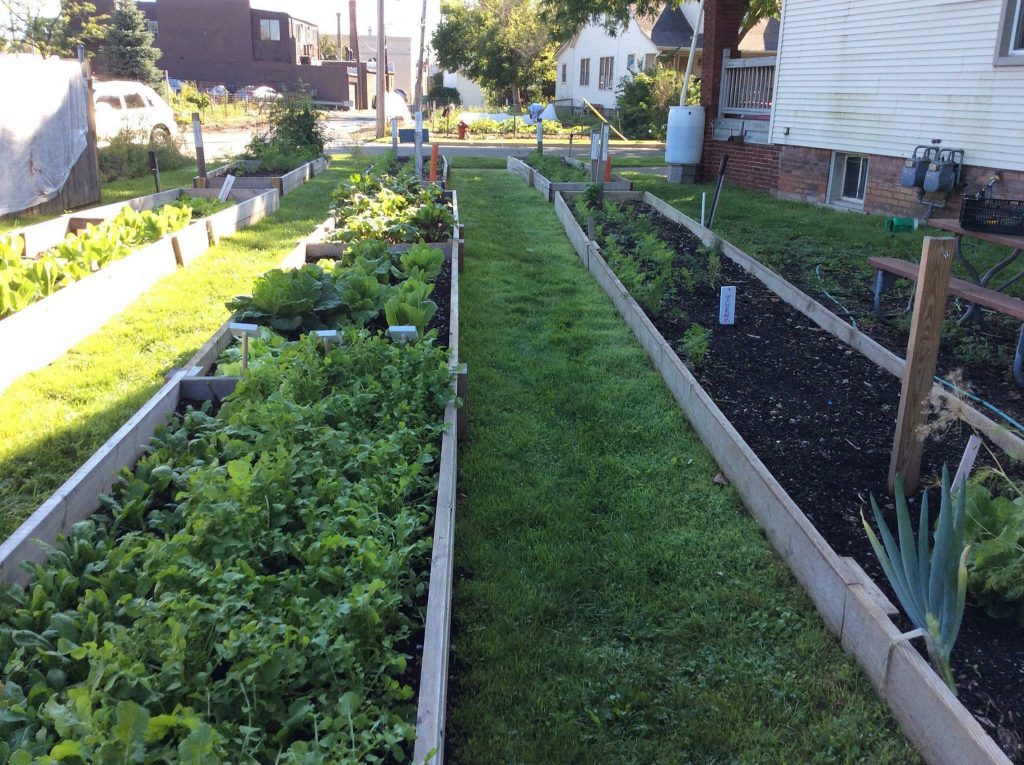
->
[930, 218, 1024, 296]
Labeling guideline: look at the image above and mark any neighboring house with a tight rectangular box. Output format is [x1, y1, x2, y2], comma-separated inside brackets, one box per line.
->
[553, 2, 777, 113]
[443, 71, 487, 108]
[554, 2, 704, 111]
[356, 35, 415, 102]
[93, 0, 357, 104]
[699, 0, 1024, 216]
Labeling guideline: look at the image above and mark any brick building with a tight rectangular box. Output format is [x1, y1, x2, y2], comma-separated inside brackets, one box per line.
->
[94, 0, 360, 104]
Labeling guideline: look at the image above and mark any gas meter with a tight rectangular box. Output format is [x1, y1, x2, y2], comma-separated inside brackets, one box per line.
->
[900, 146, 939, 189]
[923, 148, 964, 193]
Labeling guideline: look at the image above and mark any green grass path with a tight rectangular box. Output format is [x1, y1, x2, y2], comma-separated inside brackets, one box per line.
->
[447, 169, 919, 764]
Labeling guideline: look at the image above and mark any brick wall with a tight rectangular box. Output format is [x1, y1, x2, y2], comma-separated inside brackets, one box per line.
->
[776, 145, 1024, 219]
[777, 145, 830, 204]
[702, 134, 780, 192]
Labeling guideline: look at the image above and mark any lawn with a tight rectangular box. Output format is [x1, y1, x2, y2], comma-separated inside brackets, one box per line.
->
[0, 158, 356, 539]
[446, 168, 918, 763]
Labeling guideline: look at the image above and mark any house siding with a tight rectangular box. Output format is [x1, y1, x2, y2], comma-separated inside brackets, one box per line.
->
[555, 18, 658, 109]
[770, 0, 1024, 173]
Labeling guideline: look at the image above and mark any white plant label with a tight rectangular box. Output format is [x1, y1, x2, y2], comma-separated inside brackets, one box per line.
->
[719, 286, 736, 325]
[217, 174, 235, 201]
[415, 111, 423, 133]
[536, 121, 543, 142]
[192, 118, 203, 149]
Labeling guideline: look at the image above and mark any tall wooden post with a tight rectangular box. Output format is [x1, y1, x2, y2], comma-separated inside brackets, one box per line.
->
[192, 112, 207, 178]
[888, 237, 955, 494]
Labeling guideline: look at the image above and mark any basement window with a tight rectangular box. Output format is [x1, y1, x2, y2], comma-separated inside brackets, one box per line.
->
[828, 153, 869, 209]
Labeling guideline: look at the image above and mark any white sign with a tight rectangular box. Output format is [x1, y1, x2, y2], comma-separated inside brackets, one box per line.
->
[217, 174, 235, 201]
[415, 111, 423, 133]
[536, 121, 543, 142]
[719, 286, 736, 325]
[191, 117, 203, 149]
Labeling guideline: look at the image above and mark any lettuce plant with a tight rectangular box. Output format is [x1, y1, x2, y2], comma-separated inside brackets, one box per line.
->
[863, 466, 969, 693]
[385, 278, 437, 335]
[226, 265, 342, 334]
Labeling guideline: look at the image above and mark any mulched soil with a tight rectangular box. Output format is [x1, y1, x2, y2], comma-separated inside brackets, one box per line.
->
[596, 200, 1024, 762]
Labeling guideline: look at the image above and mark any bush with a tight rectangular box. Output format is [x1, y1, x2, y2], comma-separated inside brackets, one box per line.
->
[616, 65, 699, 140]
[427, 84, 462, 107]
[245, 92, 327, 167]
[97, 128, 192, 181]
[467, 118, 500, 135]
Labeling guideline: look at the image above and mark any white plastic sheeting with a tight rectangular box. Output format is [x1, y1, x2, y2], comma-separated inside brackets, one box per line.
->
[457, 103, 558, 126]
[0, 56, 90, 216]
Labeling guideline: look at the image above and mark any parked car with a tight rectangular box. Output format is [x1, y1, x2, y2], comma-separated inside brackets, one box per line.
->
[93, 80, 177, 143]
[234, 85, 281, 101]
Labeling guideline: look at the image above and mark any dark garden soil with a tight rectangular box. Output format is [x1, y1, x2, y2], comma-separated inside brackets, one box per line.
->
[598, 201, 1024, 762]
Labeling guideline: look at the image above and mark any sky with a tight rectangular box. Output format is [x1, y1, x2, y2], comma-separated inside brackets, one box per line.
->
[248, 0, 440, 42]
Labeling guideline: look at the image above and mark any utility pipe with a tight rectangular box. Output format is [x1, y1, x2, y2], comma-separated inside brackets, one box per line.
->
[680, 0, 704, 106]
[581, 98, 628, 141]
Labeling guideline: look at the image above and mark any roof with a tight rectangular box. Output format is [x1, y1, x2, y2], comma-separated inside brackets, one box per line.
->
[636, 5, 702, 50]
[738, 17, 780, 52]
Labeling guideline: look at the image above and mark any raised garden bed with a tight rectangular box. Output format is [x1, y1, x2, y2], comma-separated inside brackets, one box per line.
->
[506, 155, 632, 201]
[305, 189, 461, 264]
[194, 156, 330, 196]
[553, 188, 1018, 765]
[0, 223, 463, 762]
[0, 187, 279, 393]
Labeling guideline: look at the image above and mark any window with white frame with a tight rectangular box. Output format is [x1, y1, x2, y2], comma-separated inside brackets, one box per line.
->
[828, 153, 869, 208]
[996, 0, 1024, 62]
[598, 56, 614, 89]
[260, 19, 281, 41]
[626, 53, 635, 70]
[561, 63, 566, 82]
[146, 20, 158, 36]
[580, 58, 590, 86]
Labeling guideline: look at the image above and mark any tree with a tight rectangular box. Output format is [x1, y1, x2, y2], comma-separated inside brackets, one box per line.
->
[319, 35, 338, 61]
[1, 0, 109, 57]
[432, 0, 555, 107]
[540, 0, 779, 41]
[99, 0, 161, 85]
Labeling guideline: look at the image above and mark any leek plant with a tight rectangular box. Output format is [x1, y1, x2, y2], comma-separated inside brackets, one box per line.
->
[863, 466, 969, 694]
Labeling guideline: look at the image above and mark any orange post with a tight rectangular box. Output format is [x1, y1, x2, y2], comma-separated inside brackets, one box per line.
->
[429, 144, 439, 182]
[604, 154, 612, 182]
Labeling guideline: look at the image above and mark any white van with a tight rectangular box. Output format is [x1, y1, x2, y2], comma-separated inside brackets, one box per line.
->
[93, 80, 177, 143]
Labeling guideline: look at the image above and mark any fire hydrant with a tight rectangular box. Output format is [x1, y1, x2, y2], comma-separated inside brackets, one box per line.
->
[457, 120, 468, 140]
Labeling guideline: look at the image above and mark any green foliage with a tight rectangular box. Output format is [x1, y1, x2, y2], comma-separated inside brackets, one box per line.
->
[213, 326, 288, 376]
[681, 323, 711, 366]
[0, 332, 453, 761]
[329, 170, 454, 245]
[525, 151, 588, 182]
[399, 243, 445, 282]
[97, 129, 192, 182]
[245, 93, 327, 168]
[226, 264, 343, 334]
[432, 0, 556, 104]
[427, 84, 462, 107]
[963, 475, 1024, 624]
[385, 279, 438, 335]
[615, 65, 695, 141]
[863, 468, 969, 693]
[0, 203, 193, 319]
[540, 0, 778, 40]
[175, 195, 232, 219]
[2, 1, 109, 58]
[98, 0, 162, 85]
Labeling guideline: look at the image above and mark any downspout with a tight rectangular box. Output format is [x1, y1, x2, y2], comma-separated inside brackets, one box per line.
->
[680, 0, 704, 106]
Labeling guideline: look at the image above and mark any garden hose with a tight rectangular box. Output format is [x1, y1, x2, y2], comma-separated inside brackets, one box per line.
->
[815, 264, 858, 329]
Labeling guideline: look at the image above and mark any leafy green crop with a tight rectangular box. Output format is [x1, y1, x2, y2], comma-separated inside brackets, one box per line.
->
[0, 332, 454, 762]
[0, 204, 194, 320]
[399, 243, 444, 282]
[385, 279, 437, 335]
[226, 265, 343, 334]
[524, 151, 589, 183]
[177, 195, 233, 219]
[964, 480, 1024, 624]
[329, 170, 453, 245]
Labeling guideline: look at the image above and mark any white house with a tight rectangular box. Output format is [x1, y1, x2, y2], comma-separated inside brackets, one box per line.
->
[553, 2, 704, 111]
[764, 0, 1024, 212]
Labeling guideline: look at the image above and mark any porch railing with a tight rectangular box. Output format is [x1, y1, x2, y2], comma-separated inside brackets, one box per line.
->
[719, 50, 776, 118]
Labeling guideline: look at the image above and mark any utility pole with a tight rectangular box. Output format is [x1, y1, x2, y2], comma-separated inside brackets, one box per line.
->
[349, 0, 360, 63]
[336, 12, 342, 57]
[413, 0, 428, 113]
[376, 0, 385, 137]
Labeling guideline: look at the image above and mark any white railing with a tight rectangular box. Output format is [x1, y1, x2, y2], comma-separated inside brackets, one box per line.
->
[719, 50, 776, 118]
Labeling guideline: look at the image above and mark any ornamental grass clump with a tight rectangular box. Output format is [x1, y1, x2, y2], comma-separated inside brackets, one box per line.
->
[862, 466, 970, 693]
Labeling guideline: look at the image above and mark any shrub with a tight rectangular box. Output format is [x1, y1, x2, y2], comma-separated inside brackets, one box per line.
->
[97, 128, 192, 181]
[427, 84, 462, 107]
[467, 118, 500, 135]
[245, 92, 327, 168]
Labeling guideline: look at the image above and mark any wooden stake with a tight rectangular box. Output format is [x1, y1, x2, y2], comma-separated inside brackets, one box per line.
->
[192, 112, 206, 178]
[429, 144, 439, 182]
[888, 237, 955, 493]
